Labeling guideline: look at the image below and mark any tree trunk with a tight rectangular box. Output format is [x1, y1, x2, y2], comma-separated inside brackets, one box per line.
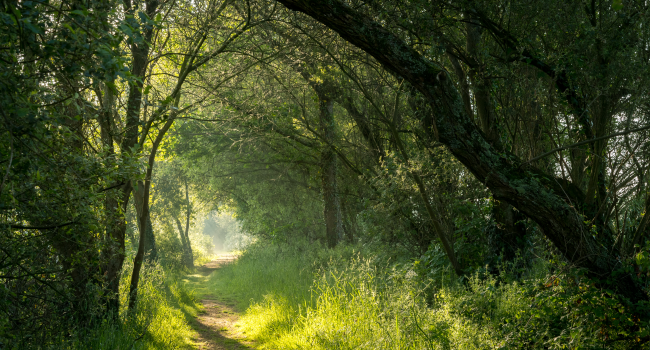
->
[133, 180, 158, 262]
[121, 0, 159, 152]
[101, 184, 131, 316]
[121, 0, 160, 311]
[128, 116, 175, 310]
[175, 216, 193, 268]
[295, 65, 345, 249]
[488, 200, 527, 264]
[97, 83, 130, 317]
[464, 21, 526, 265]
[183, 180, 194, 267]
[275, 0, 648, 304]
[318, 94, 344, 248]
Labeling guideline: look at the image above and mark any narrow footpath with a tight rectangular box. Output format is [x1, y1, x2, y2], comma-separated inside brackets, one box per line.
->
[186, 255, 255, 350]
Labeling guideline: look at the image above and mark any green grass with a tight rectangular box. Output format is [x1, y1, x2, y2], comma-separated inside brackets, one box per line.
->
[208, 242, 465, 349]
[53, 241, 643, 349]
[60, 260, 203, 350]
[207, 241, 632, 350]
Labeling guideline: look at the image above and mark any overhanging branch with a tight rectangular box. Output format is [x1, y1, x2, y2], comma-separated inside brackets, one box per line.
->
[527, 124, 650, 164]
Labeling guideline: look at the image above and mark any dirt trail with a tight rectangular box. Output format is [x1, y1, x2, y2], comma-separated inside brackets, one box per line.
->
[190, 254, 254, 350]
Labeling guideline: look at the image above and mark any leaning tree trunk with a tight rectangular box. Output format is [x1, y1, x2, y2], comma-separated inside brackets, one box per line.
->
[133, 180, 158, 262]
[128, 116, 174, 310]
[275, 0, 648, 304]
[464, 19, 526, 265]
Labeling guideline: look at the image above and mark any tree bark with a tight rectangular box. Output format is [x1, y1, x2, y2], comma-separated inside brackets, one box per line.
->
[133, 180, 158, 262]
[128, 116, 174, 310]
[318, 94, 344, 248]
[464, 19, 526, 265]
[97, 82, 131, 317]
[121, 0, 159, 152]
[183, 179, 194, 267]
[292, 63, 344, 248]
[109, 0, 159, 313]
[275, 0, 647, 304]
[488, 200, 527, 264]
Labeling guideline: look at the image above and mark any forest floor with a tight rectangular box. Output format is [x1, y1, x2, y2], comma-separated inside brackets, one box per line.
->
[183, 254, 255, 350]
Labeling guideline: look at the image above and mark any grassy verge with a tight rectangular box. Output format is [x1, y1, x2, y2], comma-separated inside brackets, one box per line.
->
[61, 260, 203, 350]
[208, 241, 629, 349]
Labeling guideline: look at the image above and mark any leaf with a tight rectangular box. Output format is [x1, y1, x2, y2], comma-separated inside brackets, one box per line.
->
[612, 0, 623, 10]
[22, 21, 43, 34]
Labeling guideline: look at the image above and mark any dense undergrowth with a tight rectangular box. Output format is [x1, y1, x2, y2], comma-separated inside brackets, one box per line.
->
[210, 241, 646, 350]
[18, 239, 646, 349]
[52, 260, 201, 350]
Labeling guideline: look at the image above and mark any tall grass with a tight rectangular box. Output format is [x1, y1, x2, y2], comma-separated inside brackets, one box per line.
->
[209, 241, 627, 350]
[57, 260, 201, 350]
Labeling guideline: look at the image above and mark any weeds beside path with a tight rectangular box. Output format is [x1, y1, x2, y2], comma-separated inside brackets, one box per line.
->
[185, 254, 255, 350]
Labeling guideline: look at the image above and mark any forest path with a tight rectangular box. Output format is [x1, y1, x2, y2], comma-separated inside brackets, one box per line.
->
[185, 254, 254, 350]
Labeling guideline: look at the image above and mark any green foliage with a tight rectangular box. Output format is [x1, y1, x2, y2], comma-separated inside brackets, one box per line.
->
[209, 241, 649, 349]
[0, 0, 142, 341]
[4, 0, 650, 345]
[0, 257, 200, 349]
[174, 117, 328, 243]
[63, 261, 199, 350]
[153, 219, 187, 271]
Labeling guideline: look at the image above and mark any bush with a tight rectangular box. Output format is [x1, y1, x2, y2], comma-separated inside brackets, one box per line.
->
[209, 240, 648, 349]
[54, 260, 200, 350]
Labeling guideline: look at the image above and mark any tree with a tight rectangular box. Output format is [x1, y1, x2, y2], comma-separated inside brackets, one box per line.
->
[0, 0, 140, 340]
[274, 0, 650, 307]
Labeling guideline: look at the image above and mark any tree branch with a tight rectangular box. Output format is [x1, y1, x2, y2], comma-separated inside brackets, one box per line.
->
[527, 124, 650, 164]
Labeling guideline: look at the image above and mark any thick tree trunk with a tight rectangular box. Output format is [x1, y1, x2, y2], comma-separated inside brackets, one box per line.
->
[275, 0, 647, 304]
[318, 95, 344, 248]
[488, 200, 527, 264]
[464, 21, 526, 264]
[101, 184, 131, 315]
[97, 84, 130, 317]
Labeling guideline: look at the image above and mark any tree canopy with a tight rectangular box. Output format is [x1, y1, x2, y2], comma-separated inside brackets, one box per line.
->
[2, 0, 650, 347]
